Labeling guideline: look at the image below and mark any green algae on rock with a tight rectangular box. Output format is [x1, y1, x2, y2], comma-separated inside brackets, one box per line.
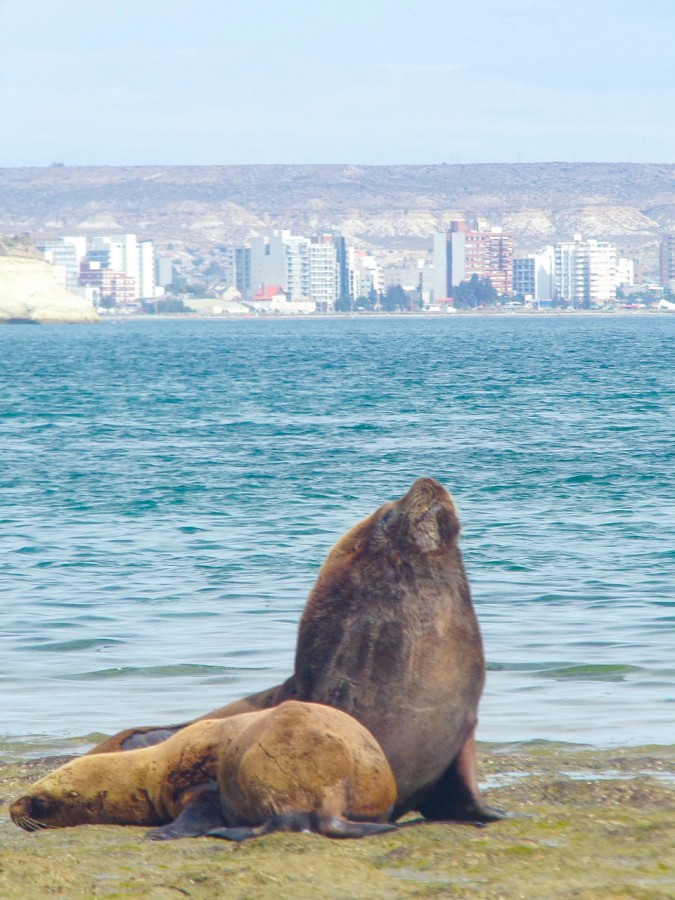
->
[1, 743, 673, 899]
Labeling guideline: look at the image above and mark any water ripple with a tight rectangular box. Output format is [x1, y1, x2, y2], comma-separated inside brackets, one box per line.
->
[1, 316, 674, 745]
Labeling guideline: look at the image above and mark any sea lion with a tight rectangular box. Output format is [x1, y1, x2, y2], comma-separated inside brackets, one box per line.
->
[10, 701, 397, 841]
[88, 479, 500, 823]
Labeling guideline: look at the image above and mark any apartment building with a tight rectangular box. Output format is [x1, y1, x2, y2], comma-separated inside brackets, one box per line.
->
[434, 221, 514, 299]
[84, 234, 156, 301]
[348, 249, 385, 301]
[512, 246, 555, 301]
[554, 236, 617, 306]
[249, 231, 339, 306]
[660, 233, 675, 290]
[78, 262, 136, 306]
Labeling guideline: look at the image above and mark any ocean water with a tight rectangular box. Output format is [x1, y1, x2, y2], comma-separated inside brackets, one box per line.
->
[1, 315, 673, 753]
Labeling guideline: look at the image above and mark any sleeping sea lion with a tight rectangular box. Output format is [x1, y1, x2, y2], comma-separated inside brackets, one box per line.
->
[10, 701, 397, 841]
[87, 479, 501, 823]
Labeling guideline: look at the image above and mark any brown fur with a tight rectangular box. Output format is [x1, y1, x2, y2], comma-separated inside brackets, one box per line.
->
[87, 479, 499, 822]
[10, 702, 396, 838]
[291, 477, 491, 819]
[218, 700, 395, 827]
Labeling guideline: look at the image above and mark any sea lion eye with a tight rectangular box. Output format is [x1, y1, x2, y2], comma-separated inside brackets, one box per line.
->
[68, 791, 79, 798]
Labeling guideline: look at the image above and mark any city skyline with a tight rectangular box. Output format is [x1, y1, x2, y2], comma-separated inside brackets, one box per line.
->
[1, 1, 675, 167]
[41, 222, 672, 313]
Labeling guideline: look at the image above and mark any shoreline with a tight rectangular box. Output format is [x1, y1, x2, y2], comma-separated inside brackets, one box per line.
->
[2, 733, 675, 761]
[1, 742, 673, 898]
[87, 307, 675, 326]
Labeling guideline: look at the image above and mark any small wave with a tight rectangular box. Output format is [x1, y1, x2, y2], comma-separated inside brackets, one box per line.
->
[563, 473, 613, 484]
[28, 638, 126, 652]
[543, 664, 643, 681]
[60, 663, 234, 681]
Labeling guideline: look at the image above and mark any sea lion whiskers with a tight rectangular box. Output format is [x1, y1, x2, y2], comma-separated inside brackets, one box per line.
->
[10, 811, 55, 832]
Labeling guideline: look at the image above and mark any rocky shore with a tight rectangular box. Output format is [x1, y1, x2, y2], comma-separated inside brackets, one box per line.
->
[1, 742, 673, 899]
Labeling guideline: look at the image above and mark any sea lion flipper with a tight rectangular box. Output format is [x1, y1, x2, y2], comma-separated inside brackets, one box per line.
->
[147, 785, 224, 841]
[316, 816, 399, 839]
[207, 825, 261, 842]
[86, 725, 187, 755]
[417, 731, 506, 823]
[207, 813, 398, 842]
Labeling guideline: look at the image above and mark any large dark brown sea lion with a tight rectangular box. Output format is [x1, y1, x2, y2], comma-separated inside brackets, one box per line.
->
[88, 478, 501, 823]
[10, 701, 397, 841]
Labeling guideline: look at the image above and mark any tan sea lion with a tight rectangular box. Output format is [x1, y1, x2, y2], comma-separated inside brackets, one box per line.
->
[88, 478, 501, 823]
[10, 701, 397, 841]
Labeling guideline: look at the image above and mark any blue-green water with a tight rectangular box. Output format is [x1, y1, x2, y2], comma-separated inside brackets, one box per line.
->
[1, 315, 673, 750]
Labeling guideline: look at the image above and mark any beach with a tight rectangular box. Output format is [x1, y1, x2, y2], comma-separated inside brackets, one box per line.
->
[2, 742, 673, 899]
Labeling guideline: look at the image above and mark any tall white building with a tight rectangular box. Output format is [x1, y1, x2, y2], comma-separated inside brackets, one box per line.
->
[284, 234, 310, 299]
[138, 240, 156, 299]
[61, 236, 88, 267]
[513, 246, 555, 301]
[86, 234, 156, 299]
[249, 231, 339, 306]
[616, 257, 636, 291]
[348, 249, 385, 301]
[307, 239, 338, 307]
[554, 236, 618, 307]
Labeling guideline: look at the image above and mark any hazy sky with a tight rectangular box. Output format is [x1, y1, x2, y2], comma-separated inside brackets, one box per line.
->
[1, 0, 674, 166]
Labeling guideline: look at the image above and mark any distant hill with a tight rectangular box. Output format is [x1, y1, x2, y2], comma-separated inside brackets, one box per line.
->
[1, 163, 674, 269]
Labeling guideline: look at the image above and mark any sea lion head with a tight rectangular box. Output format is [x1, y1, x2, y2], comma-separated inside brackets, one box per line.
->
[378, 477, 460, 553]
[298, 478, 466, 642]
[330, 477, 461, 565]
[9, 756, 159, 830]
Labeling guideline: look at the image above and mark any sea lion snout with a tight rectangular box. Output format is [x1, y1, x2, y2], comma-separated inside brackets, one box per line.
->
[9, 793, 56, 831]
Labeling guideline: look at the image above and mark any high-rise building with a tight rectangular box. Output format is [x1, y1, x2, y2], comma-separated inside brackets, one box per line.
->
[616, 257, 636, 291]
[250, 232, 287, 297]
[138, 240, 156, 299]
[554, 236, 617, 307]
[348, 249, 385, 301]
[659, 234, 675, 290]
[78, 262, 136, 306]
[513, 246, 555, 301]
[234, 246, 251, 297]
[84, 234, 156, 300]
[333, 235, 349, 301]
[155, 257, 174, 288]
[249, 231, 339, 306]
[307, 237, 338, 307]
[61, 236, 88, 267]
[433, 221, 513, 299]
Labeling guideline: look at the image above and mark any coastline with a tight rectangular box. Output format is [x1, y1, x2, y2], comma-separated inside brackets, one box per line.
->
[2, 742, 673, 898]
[95, 307, 675, 323]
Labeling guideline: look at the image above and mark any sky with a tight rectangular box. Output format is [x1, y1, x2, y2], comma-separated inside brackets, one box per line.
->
[1, 0, 674, 167]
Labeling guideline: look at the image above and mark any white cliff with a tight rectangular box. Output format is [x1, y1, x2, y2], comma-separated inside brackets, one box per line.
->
[0, 257, 99, 324]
